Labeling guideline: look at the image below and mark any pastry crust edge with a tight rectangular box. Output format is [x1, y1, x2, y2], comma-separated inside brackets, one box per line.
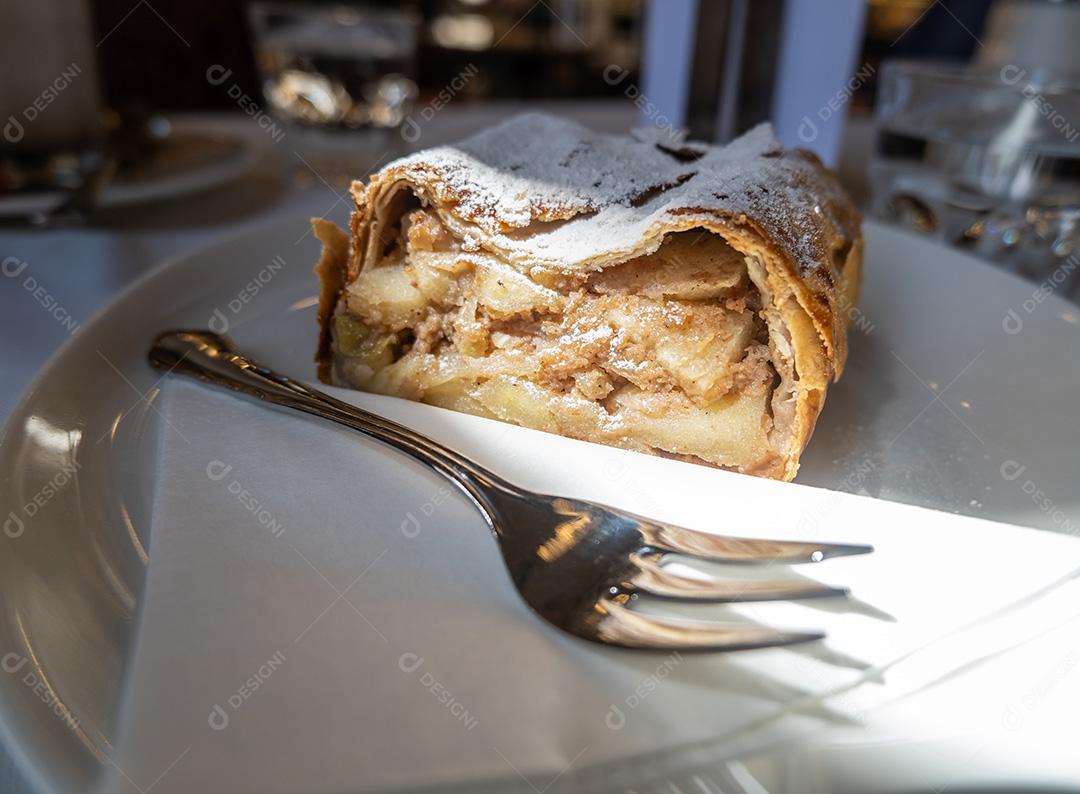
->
[313, 142, 862, 481]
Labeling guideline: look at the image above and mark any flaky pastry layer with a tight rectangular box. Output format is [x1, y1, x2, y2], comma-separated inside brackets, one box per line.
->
[314, 114, 862, 480]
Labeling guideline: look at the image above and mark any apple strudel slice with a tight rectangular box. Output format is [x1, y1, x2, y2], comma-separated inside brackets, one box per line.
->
[313, 113, 862, 481]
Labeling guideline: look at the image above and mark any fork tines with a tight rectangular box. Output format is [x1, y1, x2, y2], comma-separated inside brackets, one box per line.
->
[598, 521, 872, 651]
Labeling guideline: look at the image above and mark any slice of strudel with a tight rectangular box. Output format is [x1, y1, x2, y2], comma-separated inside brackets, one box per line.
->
[313, 113, 862, 481]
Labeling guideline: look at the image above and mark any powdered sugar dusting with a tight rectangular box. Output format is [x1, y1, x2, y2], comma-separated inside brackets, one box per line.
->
[372, 113, 858, 287]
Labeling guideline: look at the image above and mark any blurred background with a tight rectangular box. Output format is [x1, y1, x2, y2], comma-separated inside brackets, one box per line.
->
[2, 0, 1079, 352]
[5, 0, 1080, 278]
[6, 0, 1080, 298]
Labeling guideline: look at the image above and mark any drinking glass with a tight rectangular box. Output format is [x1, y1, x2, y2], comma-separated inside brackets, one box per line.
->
[870, 59, 1080, 295]
[247, 2, 419, 185]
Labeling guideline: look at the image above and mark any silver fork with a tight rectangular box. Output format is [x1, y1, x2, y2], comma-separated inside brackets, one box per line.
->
[149, 330, 872, 652]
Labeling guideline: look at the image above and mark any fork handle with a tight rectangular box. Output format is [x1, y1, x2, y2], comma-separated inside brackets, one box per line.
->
[147, 330, 514, 523]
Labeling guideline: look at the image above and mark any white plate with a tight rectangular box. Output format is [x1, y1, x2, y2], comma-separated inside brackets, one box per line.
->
[2, 219, 1078, 793]
[0, 131, 259, 217]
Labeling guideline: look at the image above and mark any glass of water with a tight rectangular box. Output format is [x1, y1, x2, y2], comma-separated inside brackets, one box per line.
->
[247, 2, 419, 184]
[870, 59, 1080, 293]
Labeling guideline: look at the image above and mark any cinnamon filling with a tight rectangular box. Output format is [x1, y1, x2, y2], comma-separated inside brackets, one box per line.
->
[333, 208, 782, 470]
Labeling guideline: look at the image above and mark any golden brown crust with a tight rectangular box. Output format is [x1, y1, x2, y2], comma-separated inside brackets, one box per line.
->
[312, 217, 350, 383]
[314, 114, 862, 480]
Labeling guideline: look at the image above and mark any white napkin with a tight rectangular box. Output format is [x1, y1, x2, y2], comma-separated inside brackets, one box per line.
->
[103, 379, 1080, 794]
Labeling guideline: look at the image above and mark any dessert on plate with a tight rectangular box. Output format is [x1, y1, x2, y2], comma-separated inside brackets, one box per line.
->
[313, 113, 862, 480]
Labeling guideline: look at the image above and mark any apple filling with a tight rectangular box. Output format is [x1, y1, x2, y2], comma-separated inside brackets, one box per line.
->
[331, 208, 785, 471]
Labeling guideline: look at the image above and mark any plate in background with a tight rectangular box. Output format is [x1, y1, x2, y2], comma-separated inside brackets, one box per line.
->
[0, 131, 259, 218]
